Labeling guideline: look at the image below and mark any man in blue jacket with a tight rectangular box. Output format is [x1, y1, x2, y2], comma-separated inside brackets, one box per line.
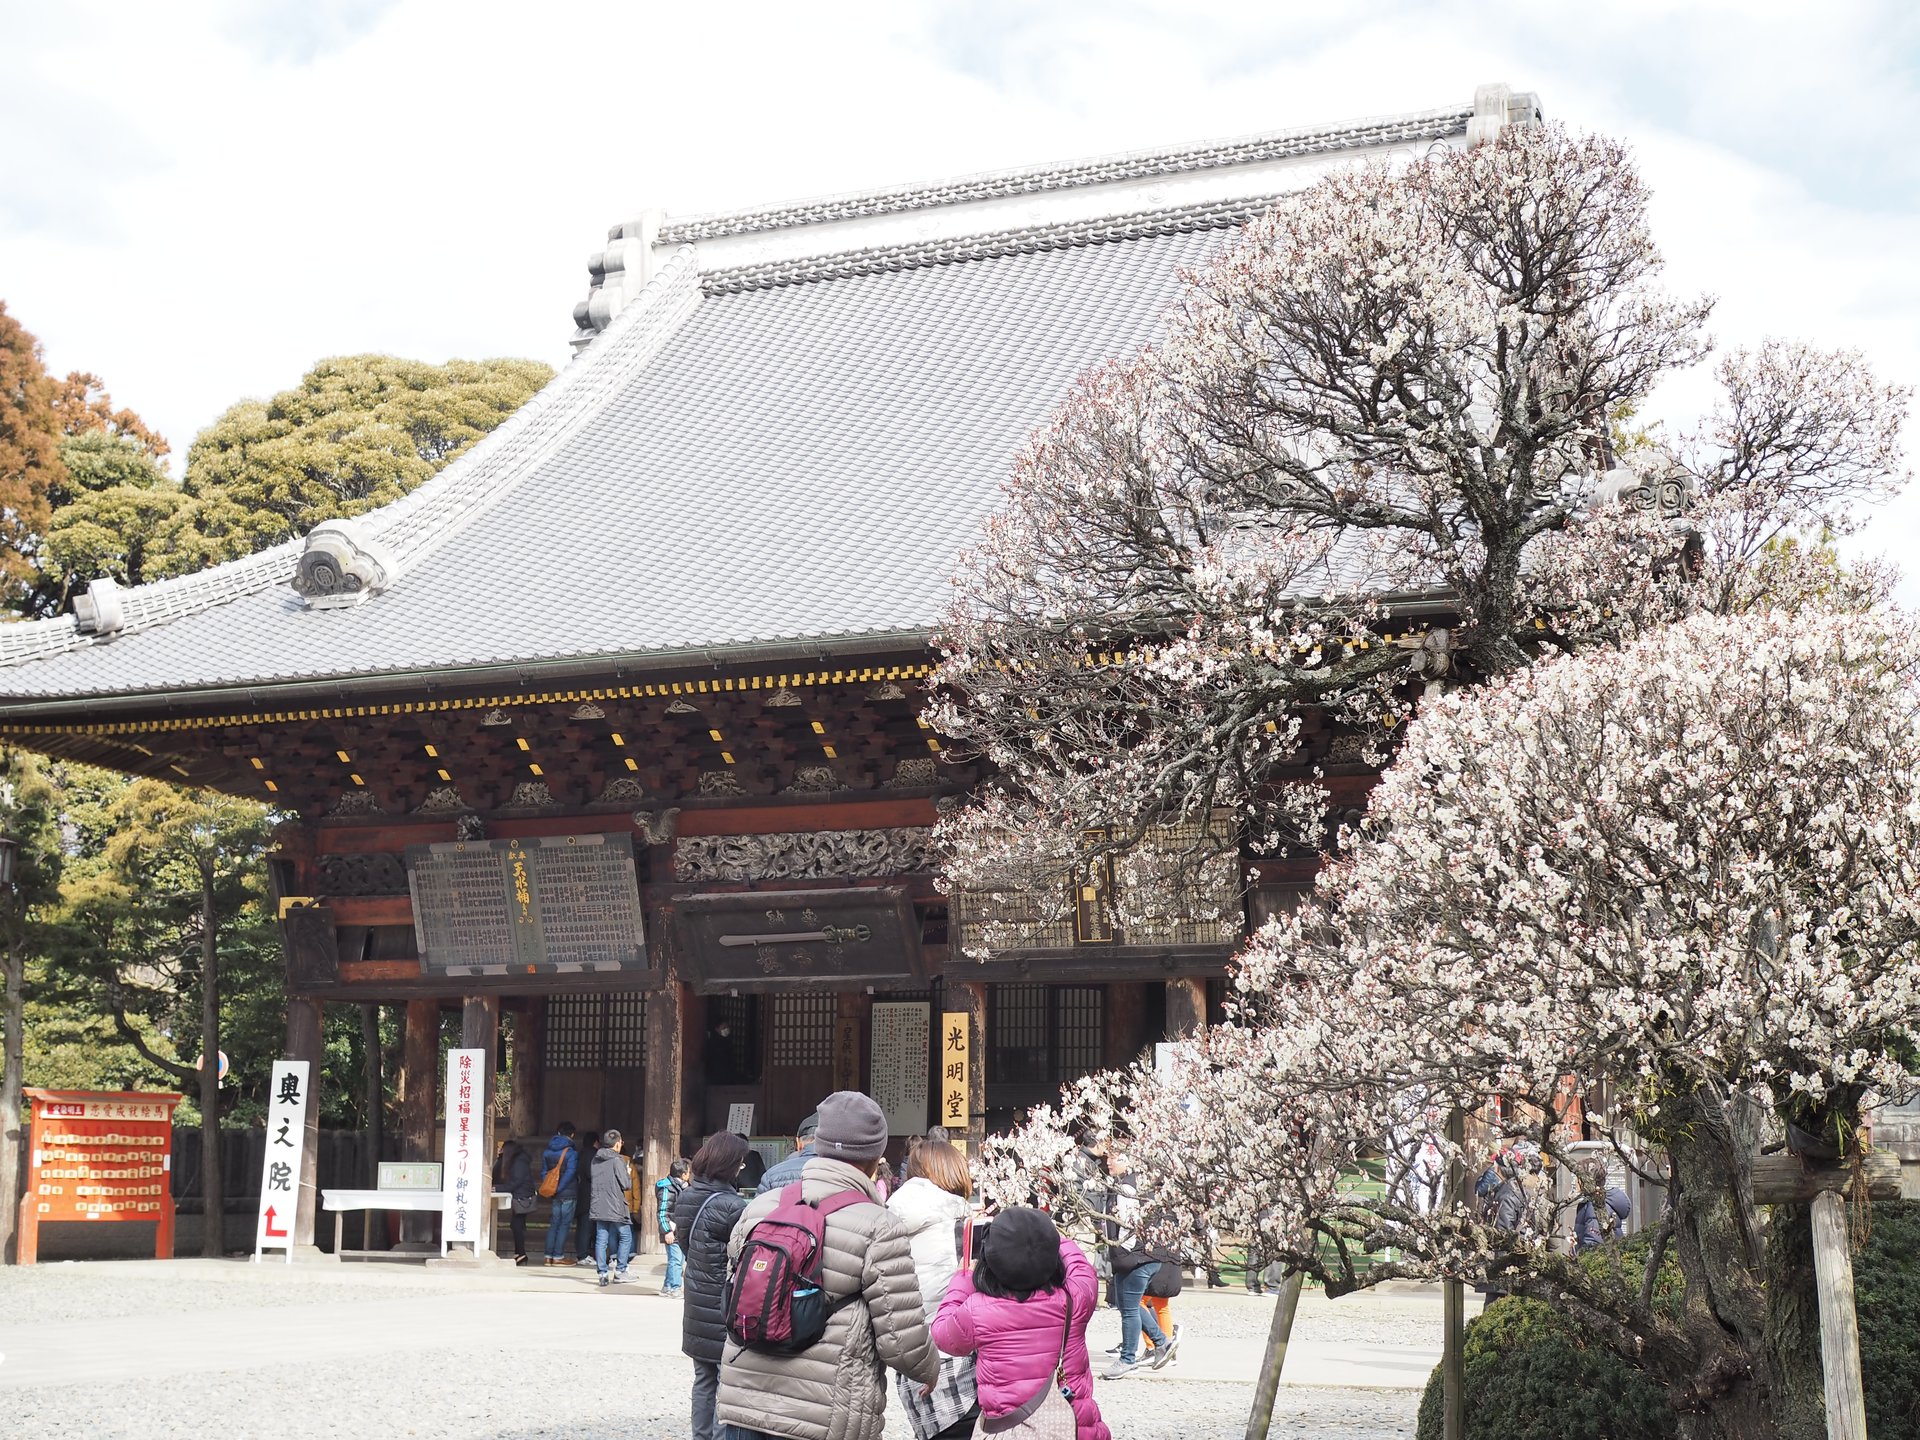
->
[757, 1111, 819, 1191]
[541, 1121, 579, 1265]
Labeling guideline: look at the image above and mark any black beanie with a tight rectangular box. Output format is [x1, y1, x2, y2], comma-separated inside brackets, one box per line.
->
[983, 1207, 1061, 1294]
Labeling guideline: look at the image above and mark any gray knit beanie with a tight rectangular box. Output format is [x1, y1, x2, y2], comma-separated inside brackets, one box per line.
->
[813, 1091, 888, 1163]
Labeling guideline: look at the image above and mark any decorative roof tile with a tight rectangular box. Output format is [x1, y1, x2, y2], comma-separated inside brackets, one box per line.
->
[661, 106, 1472, 244]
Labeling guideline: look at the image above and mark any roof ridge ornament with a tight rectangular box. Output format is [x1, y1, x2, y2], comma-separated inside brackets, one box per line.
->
[291, 519, 395, 609]
[73, 577, 128, 636]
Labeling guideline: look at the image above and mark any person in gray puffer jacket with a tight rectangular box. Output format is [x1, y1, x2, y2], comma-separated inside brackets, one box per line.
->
[588, 1128, 637, 1286]
[719, 1091, 940, 1440]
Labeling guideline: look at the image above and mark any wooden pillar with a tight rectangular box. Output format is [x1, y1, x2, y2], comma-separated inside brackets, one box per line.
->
[399, 999, 438, 1244]
[461, 995, 500, 1258]
[360, 1002, 384, 1251]
[640, 981, 683, 1256]
[1811, 1191, 1868, 1440]
[957, 982, 987, 1147]
[680, 986, 707, 1147]
[1104, 983, 1147, 1069]
[284, 996, 324, 1253]
[1165, 977, 1206, 1039]
[509, 1000, 541, 1140]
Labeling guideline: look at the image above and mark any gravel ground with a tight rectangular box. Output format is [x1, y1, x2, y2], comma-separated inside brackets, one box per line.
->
[0, 1263, 1427, 1440]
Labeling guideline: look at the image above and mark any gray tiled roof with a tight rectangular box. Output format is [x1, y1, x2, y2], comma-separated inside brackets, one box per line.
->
[0, 217, 1239, 708]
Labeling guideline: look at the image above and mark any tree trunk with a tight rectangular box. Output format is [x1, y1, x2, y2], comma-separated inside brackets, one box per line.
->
[198, 859, 223, 1259]
[0, 941, 25, 1265]
[1658, 1091, 1825, 1440]
[1763, 1202, 1826, 1440]
[1244, 1269, 1305, 1440]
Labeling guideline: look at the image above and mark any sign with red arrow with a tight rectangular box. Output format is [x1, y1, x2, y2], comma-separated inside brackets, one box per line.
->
[253, 1060, 311, 1263]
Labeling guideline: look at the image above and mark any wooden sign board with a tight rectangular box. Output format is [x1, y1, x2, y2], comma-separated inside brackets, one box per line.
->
[254, 1060, 310, 1262]
[671, 887, 924, 994]
[21, 1089, 183, 1264]
[407, 833, 647, 977]
[939, 1012, 970, 1135]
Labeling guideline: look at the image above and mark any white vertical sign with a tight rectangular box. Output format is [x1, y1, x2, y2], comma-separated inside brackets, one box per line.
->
[441, 1047, 486, 1251]
[870, 1002, 930, 1136]
[254, 1059, 310, 1263]
[727, 1103, 755, 1136]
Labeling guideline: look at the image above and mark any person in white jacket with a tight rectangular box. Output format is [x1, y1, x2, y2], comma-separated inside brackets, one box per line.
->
[888, 1140, 979, 1439]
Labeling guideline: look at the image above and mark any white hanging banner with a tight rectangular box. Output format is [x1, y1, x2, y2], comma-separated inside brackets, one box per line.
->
[870, 1003, 929, 1136]
[441, 1047, 487, 1251]
[254, 1059, 311, 1263]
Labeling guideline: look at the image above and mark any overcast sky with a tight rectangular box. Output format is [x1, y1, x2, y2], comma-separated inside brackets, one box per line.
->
[3, 1, 1916, 592]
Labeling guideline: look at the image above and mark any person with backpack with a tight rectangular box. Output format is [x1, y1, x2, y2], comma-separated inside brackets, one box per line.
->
[493, 1138, 536, 1265]
[716, 1090, 939, 1440]
[932, 1206, 1110, 1440]
[1574, 1159, 1632, 1250]
[539, 1121, 580, 1266]
[656, 1156, 690, 1298]
[589, 1127, 637, 1286]
[674, 1131, 751, 1440]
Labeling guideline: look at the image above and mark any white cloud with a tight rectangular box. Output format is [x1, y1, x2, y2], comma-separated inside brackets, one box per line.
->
[1, 0, 1913, 592]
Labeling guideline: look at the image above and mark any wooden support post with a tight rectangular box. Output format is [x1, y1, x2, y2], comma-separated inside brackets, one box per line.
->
[509, 1001, 540, 1141]
[1811, 1190, 1868, 1440]
[1165, 977, 1207, 1039]
[284, 996, 325, 1254]
[360, 1003, 384, 1252]
[1244, 1269, 1306, 1440]
[1104, 983, 1146, 1069]
[460, 995, 500, 1258]
[1443, 1107, 1466, 1440]
[680, 986, 706, 1147]
[1751, 1152, 1901, 1205]
[641, 981, 683, 1257]
[958, 982, 987, 1148]
[399, 999, 438, 1245]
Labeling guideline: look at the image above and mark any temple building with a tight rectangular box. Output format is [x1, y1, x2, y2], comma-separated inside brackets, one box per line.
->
[0, 85, 1538, 1247]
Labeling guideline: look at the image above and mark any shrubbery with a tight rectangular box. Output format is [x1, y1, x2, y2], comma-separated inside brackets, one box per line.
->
[1417, 1202, 1920, 1440]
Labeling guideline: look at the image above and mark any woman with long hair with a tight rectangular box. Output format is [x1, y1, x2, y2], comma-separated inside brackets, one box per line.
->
[933, 1207, 1109, 1440]
[888, 1139, 979, 1439]
[671, 1130, 751, 1440]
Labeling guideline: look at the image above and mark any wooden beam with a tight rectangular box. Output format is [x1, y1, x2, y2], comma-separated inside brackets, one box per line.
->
[641, 981, 684, 1256]
[285, 996, 325, 1252]
[1165, 977, 1207, 1038]
[1750, 1152, 1902, 1206]
[509, 1000, 541, 1139]
[399, 999, 438, 1245]
[459, 996, 501, 1258]
[956, 982, 987, 1148]
[1810, 1191, 1868, 1440]
[327, 897, 414, 927]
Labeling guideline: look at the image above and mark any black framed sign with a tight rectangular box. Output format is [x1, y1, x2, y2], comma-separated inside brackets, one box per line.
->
[406, 833, 647, 977]
[671, 886, 923, 993]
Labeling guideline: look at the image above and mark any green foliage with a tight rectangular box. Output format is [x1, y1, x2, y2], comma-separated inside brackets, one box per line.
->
[1416, 1292, 1676, 1440]
[1418, 1205, 1920, 1440]
[1858, 1201, 1920, 1438]
[166, 354, 552, 566]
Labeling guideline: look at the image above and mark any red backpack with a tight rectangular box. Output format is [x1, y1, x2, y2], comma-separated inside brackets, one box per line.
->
[725, 1183, 872, 1353]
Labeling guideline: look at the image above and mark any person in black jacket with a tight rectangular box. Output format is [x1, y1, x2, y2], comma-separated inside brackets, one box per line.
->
[492, 1138, 536, 1265]
[672, 1130, 751, 1440]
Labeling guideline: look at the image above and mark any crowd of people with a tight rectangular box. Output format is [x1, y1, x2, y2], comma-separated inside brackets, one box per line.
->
[505, 1093, 1197, 1440]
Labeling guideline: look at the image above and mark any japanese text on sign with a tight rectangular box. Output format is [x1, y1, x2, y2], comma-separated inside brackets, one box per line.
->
[940, 1011, 970, 1137]
[870, 1003, 929, 1136]
[441, 1047, 488, 1249]
[255, 1060, 310, 1261]
[21, 1089, 183, 1265]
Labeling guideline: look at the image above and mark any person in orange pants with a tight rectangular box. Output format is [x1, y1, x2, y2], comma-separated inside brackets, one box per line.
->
[1142, 1295, 1174, 1363]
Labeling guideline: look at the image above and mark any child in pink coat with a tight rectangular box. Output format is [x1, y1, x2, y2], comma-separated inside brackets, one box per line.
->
[932, 1207, 1111, 1440]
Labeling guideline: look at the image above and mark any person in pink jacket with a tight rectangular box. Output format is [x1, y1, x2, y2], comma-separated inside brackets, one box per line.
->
[932, 1207, 1111, 1440]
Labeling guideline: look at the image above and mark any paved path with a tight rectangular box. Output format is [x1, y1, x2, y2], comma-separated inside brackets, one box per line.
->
[0, 1257, 1460, 1438]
